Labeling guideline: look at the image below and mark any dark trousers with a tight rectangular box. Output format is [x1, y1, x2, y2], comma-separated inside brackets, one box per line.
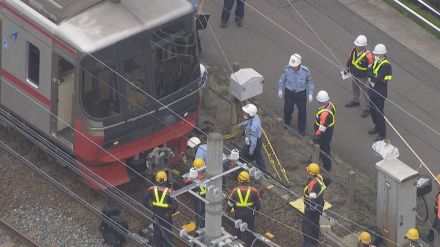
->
[284, 89, 307, 132]
[196, 198, 205, 229]
[235, 208, 256, 246]
[370, 97, 386, 138]
[318, 130, 333, 172]
[221, 0, 245, 23]
[153, 214, 173, 247]
[240, 138, 267, 173]
[301, 209, 321, 247]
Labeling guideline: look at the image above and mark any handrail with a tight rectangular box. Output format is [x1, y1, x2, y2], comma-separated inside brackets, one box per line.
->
[417, 0, 440, 17]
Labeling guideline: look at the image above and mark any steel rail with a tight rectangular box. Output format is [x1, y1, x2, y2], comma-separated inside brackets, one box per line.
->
[0, 218, 42, 247]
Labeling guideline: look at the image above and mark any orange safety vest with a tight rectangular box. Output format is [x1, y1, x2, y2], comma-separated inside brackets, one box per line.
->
[314, 102, 336, 136]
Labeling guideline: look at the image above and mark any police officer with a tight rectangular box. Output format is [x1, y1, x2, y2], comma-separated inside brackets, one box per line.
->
[278, 53, 315, 136]
[221, 0, 246, 28]
[345, 35, 374, 119]
[368, 44, 392, 141]
[184, 158, 207, 229]
[311, 91, 336, 172]
[358, 231, 376, 247]
[144, 171, 177, 247]
[236, 103, 267, 173]
[187, 136, 208, 164]
[302, 163, 330, 247]
[227, 171, 261, 246]
[404, 228, 423, 247]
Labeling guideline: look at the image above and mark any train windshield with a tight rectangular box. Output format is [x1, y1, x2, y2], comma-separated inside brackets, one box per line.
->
[80, 14, 200, 119]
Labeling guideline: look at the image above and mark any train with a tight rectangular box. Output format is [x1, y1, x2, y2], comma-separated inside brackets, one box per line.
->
[0, 0, 205, 187]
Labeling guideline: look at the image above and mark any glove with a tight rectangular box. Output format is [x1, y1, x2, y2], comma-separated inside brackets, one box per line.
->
[189, 168, 198, 179]
[308, 94, 313, 103]
[278, 90, 283, 98]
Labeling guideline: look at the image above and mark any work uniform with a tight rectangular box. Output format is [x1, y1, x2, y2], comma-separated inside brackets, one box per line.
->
[278, 65, 314, 134]
[184, 175, 207, 229]
[369, 58, 392, 139]
[302, 175, 327, 247]
[313, 102, 336, 172]
[346, 47, 374, 110]
[429, 192, 440, 240]
[144, 186, 177, 247]
[221, 0, 245, 25]
[195, 143, 208, 164]
[227, 185, 261, 246]
[239, 114, 267, 173]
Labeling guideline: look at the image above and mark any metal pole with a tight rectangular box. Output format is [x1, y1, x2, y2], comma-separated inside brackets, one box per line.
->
[205, 133, 224, 243]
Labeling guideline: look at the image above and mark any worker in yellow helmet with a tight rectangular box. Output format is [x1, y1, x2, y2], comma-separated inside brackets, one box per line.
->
[405, 228, 422, 247]
[183, 158, 207, 229]
[143, 171, 177, 247]
[302, 163, 331, 246]
[226, 171, 261, 245]
[358, 231, 376, 247]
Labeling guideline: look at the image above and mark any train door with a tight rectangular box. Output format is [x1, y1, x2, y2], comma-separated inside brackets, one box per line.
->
[51, 54, 74, 143]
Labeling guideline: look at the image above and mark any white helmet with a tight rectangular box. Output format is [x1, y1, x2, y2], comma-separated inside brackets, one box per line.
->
[187, 137, 201, 148]
[316, 90, 329, 103]
[242, 104, 258, 117]
[373, 44, 387, 55]
[354, 35, 367, 47]
[289, 53, 302, 67]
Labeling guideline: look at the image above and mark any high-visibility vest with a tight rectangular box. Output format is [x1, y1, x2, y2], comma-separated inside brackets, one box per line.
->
[373, 59, 392, 81]
[152, 186, 169, 208]
[315, 103, 336, 128]
[435, 193, 440, 219]
[236, 186, 254, 207]
[304, 175, 326, 199]
[351, 50, 370, 71]
[199, 186, 206, 196]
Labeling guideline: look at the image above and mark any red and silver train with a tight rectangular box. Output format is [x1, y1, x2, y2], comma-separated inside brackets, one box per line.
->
[0, 0, 204, 187]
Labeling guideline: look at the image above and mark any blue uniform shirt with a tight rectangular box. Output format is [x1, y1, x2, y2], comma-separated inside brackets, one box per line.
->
[195, 144, 207, 163]
[239, 115, 262, 153]
[191, 0, 198, 8]
[278, 65, 314, 96]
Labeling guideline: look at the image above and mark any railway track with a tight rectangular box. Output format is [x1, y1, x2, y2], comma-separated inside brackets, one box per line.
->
[0, 219, 41, 247]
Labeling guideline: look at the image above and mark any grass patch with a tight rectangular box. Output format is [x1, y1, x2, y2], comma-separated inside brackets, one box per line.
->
[383, 0, 440, 39]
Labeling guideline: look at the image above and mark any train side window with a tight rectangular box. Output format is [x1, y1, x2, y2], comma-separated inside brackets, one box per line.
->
[27, 42, 40, 87]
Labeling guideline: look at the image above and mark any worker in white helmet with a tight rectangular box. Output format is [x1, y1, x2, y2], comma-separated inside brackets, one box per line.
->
[345, 35, 374, 119]
[235, 103, 267, 173]
[311, 90, 335, 171]
[368, 44, 392, 141]
[187, 136, 208, 164]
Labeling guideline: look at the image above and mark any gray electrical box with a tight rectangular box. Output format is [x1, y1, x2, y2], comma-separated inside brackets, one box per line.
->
[229, 68, 264, 101]
[376, 159, 418, 246]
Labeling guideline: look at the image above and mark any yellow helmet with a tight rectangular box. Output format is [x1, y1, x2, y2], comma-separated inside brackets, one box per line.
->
[156, 171, 168, 183]
[405, 228, 420, 241]
[193, 158, 205, 169]
[358, 232, 372, 245]
[238, 171, 251, 182]
[306, 163, 320, 175]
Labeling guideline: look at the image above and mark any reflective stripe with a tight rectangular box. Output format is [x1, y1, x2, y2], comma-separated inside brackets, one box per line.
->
[437, 194, 440, 219]
[351, 50, 368, 71]
[315, 103, 336, 128]
[373, 59, 392, 81]
[199, 186, 206, 196]
[152, 186, 169, 208]
[236, 187, 253, 207]
[304, 175, 327, 199]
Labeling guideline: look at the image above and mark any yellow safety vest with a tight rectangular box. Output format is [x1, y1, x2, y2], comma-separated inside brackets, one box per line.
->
[304, 175, 326, 199]
[199, 186, 206, 196]
[152, 186, 169, 208]
[236, 187, 253, 207]
[351, 50, 369, 71]
[315, 104, 336, 128]
[373, 59, 392, 81]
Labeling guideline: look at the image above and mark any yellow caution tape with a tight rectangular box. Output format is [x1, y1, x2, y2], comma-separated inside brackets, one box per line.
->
[266, 184, 274, 189]
[289, 198, 332, 214]
[261, 128, 289, 183]
[265, 232, 275, 239]
[224, 128, 241, 140]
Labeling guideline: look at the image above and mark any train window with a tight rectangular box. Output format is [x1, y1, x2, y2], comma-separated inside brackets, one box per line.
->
[27, 42, 40, 86]
[80, 47, 121, 119]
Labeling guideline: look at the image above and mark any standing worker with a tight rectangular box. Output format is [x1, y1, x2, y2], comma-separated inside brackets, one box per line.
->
[311, 90, 336, 172]
[184, 158, 208, 229]
[429, 174, 440, 242]
[404, 228, 423, 247]
[358, 232, 376, 247]
[143, 171, 177, 247]
[368, 44, 392, 141]
[302, 163, 330, 247]
[221, 0, 245, 27]
[278, 53, 315, 136]
[236, 103, 267, 173]
[187, 136, 208, 164]
[226, 171, 261, 246]
[344, 35, 374, 119]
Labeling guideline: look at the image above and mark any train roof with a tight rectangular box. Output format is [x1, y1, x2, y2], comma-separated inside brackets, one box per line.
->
[10, 0, 193, 53]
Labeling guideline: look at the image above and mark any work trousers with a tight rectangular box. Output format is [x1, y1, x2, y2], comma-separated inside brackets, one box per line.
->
[317, 130, 333, 172]
[221, 0, 245, 24]
[235, 208, 256, 246]
[284, 89, 307, 132]
[301, 209, 321, 247]
[196, 197, 205, 229]
[153, 213, 173, 247]
[351, 76, 370, 110]
[369, 97, 386, 138]
[240, 138, 267, 174]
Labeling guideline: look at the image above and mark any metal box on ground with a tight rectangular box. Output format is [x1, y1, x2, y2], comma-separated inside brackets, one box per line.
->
[229, 68, 264, 101]
[376, 159, 418, 247]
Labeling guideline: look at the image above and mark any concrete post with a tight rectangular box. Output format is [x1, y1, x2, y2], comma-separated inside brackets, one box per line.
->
[311, 144, 320, 164]
[348, 171, 357, 203]
[274, 117, 284, 151]
[205, 133, 224, 243]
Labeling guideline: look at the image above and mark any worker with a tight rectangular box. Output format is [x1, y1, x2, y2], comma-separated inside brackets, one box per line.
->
[429, 174, 440, 242]
[184, 158, 208, 229]
[278, 53, 315, 136]
[404, 228, 423, 247]
[226, 171, 261, 246]
[187, 136, 208, 164]
[358, 231, 376, 247]
[311, 90, 336, 172]
[344, 35, 374, 119]
[302, 163, 330, 247]
[236, 103, 267, 173]
[144, 171, 177, 247]
[221, 0, 246, 28]
[368, 44, 392, 141]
